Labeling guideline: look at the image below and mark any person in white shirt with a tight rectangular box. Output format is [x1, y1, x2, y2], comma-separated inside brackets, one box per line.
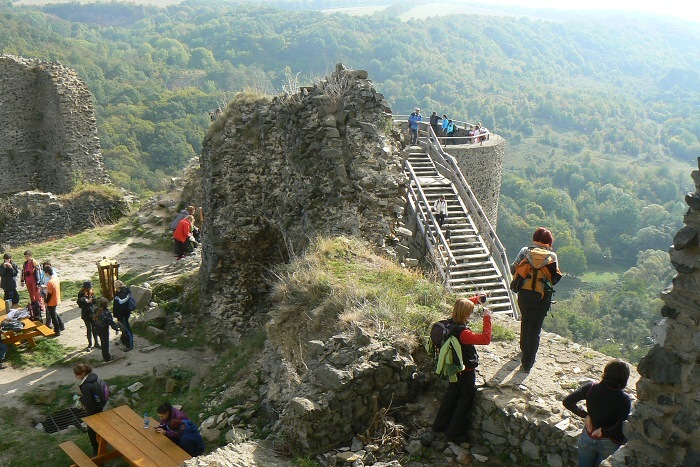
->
[433, 195, 448, 227]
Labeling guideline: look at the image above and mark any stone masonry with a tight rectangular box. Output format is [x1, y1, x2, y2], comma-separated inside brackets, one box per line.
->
[0, 54, 107, 194]
[199, 64, 407, 337]
[605, 157, 700, 466]
[448, 136, 505, 229]
[0, 55, 124, 248]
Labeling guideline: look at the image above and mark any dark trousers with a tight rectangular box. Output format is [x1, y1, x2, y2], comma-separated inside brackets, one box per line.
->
[174, 239, 187, 259]
[96, 325, 111, 361]
[46, 305, 63, 332]
[409, 128, 418, 145]
[518, 290, 551, 370]
[0, 342, 7, 361]
[82, 317, 98, 347]
[432, 370, 477, 440]
[117, 313, 133, 349]
[3, 288, 18, 305]
[435, 213, 446, 227]
[88, 426, 99, 455]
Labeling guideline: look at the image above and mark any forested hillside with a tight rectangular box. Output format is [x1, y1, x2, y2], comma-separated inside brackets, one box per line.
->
[1, 0, 697, 361]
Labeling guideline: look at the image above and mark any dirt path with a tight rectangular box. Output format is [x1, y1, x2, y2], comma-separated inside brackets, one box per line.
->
[0, 240, 210, 409]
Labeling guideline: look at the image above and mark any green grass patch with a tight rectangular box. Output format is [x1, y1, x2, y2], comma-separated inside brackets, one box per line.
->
[4, 339, 78, 368]
[8, 218, 132, 260]
[62, 182, 123, 202]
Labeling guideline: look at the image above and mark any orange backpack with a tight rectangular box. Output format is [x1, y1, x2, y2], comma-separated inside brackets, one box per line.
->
[510, 247, 554, 298]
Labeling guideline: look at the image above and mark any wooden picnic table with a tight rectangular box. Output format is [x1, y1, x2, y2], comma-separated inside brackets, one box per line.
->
[78, 405, 192, 467]
[0, 316, 55, 347]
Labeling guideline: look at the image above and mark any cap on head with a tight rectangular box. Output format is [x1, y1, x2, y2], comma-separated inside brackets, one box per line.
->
[415, 107, 420, 112]
[83, 281, 93, 290]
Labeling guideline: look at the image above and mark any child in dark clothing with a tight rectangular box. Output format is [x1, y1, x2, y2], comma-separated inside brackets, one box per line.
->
[563, 359, 632, 467]
[93, 297, 120, 362]
[168, 419, 205, 456]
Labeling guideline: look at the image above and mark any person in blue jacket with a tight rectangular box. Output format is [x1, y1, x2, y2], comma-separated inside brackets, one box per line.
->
[408, 107, 422, 145]
[169, 419, 205, 456]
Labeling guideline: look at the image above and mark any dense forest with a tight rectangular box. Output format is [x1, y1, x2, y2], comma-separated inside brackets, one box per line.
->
[1, 0, 698, 361]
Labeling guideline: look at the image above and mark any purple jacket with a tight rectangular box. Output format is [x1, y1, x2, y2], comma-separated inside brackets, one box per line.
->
[158, 407, 189, 441]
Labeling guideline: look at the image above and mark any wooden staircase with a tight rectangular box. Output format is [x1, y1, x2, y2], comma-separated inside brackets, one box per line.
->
[405, 149, 515, 315]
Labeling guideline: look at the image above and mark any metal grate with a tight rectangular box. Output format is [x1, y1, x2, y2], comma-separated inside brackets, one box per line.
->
[42, 407, 86, 433]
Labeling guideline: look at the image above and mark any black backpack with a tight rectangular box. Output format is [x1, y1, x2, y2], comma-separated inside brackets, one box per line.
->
[427, 319, 463, 356]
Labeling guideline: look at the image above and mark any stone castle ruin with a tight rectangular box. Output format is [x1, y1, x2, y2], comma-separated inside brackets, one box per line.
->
[0, 55, 125, 247]
[199, 65, 698, 465]
[200, 65, 407, 336]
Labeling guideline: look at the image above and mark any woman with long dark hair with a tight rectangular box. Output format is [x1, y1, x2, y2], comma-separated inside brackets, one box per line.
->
[563, 359, 632, 466]
[77, 281, 98, 350]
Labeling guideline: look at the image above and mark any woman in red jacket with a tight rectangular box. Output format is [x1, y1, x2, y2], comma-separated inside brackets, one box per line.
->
[173, 215, 194, 260]
[432, 298, 492, 443]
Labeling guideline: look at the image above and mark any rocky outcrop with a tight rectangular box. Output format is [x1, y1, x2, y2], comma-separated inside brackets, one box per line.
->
[606, 157, 700, 467]
[0, 55, 107, 194]
[199, 64, 406, 338]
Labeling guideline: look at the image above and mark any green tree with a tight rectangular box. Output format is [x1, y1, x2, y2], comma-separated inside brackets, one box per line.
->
[558, 246, 588, 277]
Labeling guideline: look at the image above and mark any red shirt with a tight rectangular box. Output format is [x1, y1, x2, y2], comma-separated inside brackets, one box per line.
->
[173, 218, 192, 243]
[457, 315, 492, 345]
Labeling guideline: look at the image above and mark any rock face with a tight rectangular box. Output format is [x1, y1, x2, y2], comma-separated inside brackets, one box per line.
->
[606, 157, 700, 466]
[0, 55, 108, 194]
[199, 64, 406, 337]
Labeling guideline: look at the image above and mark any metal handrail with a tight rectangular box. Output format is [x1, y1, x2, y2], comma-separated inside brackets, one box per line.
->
[404, 161, 455, 282]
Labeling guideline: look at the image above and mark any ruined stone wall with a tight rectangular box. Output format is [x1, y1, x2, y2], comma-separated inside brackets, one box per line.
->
[606, 157, 700, 467]
[0, 55, 106, 194]
[199, 65, 407, 337]
[0, 190, 129, 248]
[447, 136, 505, 229]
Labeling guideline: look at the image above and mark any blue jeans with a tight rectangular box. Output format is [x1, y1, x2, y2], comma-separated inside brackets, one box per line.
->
[0, 342, 7, 361]
[578, 428, 620, 467]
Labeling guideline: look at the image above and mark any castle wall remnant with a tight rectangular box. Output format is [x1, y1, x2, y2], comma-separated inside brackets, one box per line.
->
[448, 137, 505, 229]
[199, 65, 407, 336]
[0, 55, 107, 194]
[606, 157, 700, 467]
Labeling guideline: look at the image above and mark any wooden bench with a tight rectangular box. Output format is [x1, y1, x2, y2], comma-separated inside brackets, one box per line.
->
[59, 441, 98, 467]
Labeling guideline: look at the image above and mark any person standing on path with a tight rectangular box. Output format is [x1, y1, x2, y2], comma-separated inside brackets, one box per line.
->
[44, 265, 64, 335]
[432, 298, 492, 443]
[509, 227, 562, 372]
[113, 280, 134, 351]
[20, 250, 41, 305]
[77, 281, 99, 350]
[1, 253, 19, 308]
[93, 297, 119, 362]
[73, 363, 104, 456]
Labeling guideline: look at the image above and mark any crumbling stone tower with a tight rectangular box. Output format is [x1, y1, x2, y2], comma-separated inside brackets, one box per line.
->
[0, 54, 107, 194]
